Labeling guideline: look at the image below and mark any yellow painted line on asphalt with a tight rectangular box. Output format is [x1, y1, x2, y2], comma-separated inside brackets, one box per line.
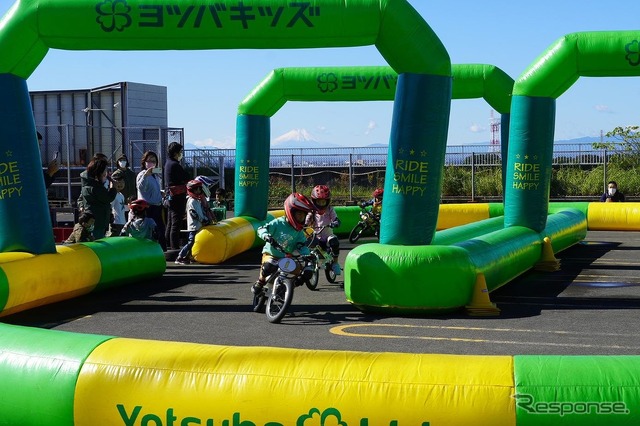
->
[330, 323, 640, 349]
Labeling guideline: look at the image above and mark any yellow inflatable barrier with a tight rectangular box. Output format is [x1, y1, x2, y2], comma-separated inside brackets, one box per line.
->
[75, 337, 515, 426]
[0, 244, 101, 316]
[587, 202, 640, 231]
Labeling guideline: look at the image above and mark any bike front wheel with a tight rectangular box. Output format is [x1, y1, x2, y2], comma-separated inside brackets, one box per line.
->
[306, 268, 320, 291]
[349, 223, 367, 243]
[266, 277, 294, 323]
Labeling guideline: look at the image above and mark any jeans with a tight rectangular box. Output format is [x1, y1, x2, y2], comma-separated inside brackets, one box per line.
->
[178, 230, 197, 260]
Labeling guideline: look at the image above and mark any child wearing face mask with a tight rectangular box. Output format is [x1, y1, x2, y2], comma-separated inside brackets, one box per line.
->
[64, 212, 96, 244]
[600, 180, 625, 202]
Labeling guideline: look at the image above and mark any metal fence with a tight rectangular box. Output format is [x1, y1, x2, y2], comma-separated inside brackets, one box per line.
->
[44, 133, 631, 206]
[183, 142, 630, 199]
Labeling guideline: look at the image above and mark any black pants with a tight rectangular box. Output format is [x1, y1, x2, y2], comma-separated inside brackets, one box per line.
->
[147, 204, 167, 251]
[166, 193, 187, 250]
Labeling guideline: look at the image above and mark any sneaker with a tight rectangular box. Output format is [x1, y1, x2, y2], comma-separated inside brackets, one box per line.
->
[175, 257, 190, 265]
[251, 282, 265, 295]
[331, 263, 342, 276]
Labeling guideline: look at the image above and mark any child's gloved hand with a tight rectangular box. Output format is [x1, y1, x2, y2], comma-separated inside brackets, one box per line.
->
[330, 220, 339, 228]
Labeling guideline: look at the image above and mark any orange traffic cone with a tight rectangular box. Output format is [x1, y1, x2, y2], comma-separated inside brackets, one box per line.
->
[465, 273, 500, 316]
[534, 237, 561, 272]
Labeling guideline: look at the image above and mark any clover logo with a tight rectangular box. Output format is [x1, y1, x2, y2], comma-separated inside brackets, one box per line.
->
[624, 40, 640, 66]
[96, 0, 132, 32]
[297, 408, 347, 426]
[317, 73, 339, 93]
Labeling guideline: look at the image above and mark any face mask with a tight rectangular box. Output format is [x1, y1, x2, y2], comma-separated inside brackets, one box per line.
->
[87, 225, 95, 232]
[118, 161, 127, 168]
[176, 153, 183, 161]
[145, 161, 156, 169]
[608, 188, 616, 196]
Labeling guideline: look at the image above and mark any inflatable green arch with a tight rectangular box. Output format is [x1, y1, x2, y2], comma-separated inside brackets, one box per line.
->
[234, 63, 513, 219]
[0, 0, 451, 254]
[505, 31, 640, 232]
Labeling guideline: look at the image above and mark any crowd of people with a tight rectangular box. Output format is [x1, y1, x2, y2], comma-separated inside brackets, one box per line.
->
[53, 141, 229, 256]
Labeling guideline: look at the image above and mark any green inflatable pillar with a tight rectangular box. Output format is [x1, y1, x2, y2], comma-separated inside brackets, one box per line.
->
[500, 112, 511, 194]
[0, 74, 55, 253]
[381, 73, 451, 245]
[235, 114, 270, 219]
[504, 95, 555, 232]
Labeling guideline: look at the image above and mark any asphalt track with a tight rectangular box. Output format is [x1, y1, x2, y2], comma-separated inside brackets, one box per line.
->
[5, 230, 640, 356]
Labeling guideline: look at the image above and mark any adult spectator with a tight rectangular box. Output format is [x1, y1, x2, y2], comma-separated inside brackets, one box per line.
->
[115, 154, 137, 201]
[80, 157, 117, 239]
[136, 150, 167, 251]
[600, 180, 625, 202]
[164, 142, 190, 250]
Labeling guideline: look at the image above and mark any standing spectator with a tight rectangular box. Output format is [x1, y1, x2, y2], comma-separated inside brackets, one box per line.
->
[38, 131, 59, 189]
[600, 180, 625, 202]
[64, 212, 95, 244]
[175, 180, 213, 265]
[116, 154, 137, 201]
[80, 157, 117, 239]
[109, 170, 127, 237]
[136, 150, 167, 251]
[164, 142, 190, 250]
[77, 153, 109, 212]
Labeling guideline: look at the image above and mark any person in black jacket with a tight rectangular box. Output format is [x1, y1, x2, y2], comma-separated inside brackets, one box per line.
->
[163, 142, 190, 250]
[81, 158, 117, 239]
[600, 180, 625, 202]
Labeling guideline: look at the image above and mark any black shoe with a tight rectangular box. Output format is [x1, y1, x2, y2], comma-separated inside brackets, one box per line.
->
[251, 282, 265, 295]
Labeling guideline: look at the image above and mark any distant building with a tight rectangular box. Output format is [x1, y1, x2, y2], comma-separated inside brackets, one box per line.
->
[30, 81, 183, 168]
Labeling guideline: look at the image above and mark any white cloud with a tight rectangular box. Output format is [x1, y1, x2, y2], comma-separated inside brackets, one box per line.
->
[595, 104, 613, 113]
[469, 123, 485, 133]
[192, 137, 236, 149]
[364, 120, 377, 135]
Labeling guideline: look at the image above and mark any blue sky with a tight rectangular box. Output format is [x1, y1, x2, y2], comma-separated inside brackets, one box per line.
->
[1, 0, 639, 148]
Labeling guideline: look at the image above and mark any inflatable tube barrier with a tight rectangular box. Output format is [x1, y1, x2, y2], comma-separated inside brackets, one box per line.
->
[0, 237, 165, 317]
[1, 322, 639, 425]
[189, 201, 630, 266]
[345, 208, 587, 314]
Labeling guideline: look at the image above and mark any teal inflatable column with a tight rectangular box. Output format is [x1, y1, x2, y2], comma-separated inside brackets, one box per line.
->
[381, 73, 452, 245]
[0, 74, 55, 253]
[235, 114, 270, 220]
[500, 113, 511, 194]
[504, 96, 555, 232]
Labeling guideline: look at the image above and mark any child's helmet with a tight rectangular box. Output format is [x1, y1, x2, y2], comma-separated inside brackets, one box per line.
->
[194, 175, 215, 198]
[186, 180, 204, 198]
[310, 185, 331, 214]
[372, 188, 384, 200]
[129, 199, 149, 213]
[284, 193, 315, 231]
